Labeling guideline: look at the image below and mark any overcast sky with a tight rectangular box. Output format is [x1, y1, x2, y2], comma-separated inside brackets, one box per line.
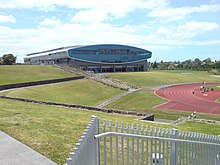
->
[0, 0, 220, 63]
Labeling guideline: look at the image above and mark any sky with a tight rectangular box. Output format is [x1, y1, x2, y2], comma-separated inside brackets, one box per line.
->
[0, 0, 220, 63]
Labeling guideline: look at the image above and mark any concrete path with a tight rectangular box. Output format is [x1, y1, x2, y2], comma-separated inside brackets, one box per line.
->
[0, 131, 57, 165]
[96, 89, 137, 108]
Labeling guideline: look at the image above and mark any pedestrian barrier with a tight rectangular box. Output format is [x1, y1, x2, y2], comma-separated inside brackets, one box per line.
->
[67, 116, 220, 165]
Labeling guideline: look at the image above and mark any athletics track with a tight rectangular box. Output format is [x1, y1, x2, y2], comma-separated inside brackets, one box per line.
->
[155, 82, 220, 114]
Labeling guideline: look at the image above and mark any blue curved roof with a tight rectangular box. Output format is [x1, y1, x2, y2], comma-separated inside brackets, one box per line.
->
[67, 44, 152, 64]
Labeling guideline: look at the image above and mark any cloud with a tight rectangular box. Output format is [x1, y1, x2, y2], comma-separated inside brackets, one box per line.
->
[0, 0, 169, 21]
[148, 4, 220, 22]
[0, 15, 16, 23]
[194, 40, 220, 45]
[39, 17, 60, 26]
[157, 21, 218, 40]
[0, 0, 168, 10]
[0, 22, 143, 60]
[1, 0, 220, 62]
[70, 0, 169, 23]
[72, 10, 109, 23]
[0, 19, 219, 61]
[177, 21, 218, 34]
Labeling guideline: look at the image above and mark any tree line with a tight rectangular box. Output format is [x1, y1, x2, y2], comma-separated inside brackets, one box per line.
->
[0, 54, 219, 75]
[149, 58, 220, 75]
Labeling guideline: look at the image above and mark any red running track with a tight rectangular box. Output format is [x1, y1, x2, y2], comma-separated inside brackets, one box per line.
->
[155, 82, 220, 114]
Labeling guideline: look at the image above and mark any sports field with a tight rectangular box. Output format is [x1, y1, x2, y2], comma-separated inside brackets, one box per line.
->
[155, 82, 220, 114]
[1, 66, 220, 164]
[105, 71, 220, 120]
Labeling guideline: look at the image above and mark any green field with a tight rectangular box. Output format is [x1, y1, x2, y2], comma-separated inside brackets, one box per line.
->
[105, 89, 220, 121]
[207, 85, 220, 90]
[1, 67, 220, 164]
[104, 70, 220, 120]
[1, 98, 219, 164]
[0, 65, 74, 85]
[0, 79, 123, 106]
[1, 69, 220, 120]
[106, 70, 220, 87]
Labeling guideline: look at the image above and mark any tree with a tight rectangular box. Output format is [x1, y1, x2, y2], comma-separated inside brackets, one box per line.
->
[193, 58, 202, 70]
[0, 57, 3, 65]
[2, 54, 16, 65]
[152, 61, 158, 69]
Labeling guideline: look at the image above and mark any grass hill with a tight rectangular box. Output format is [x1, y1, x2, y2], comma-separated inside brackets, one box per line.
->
[0, 66, 220, 164]
[105, 70, 220, 120]
[0, 65, 74, 85]
[106, 70, 220, 87]
[0, 79, 123, 106]
[1, 99, 219, 164]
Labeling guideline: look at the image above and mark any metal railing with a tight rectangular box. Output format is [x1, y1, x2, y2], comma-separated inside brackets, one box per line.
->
[66, 116, 99, 165]
[66, 116, 220, 165]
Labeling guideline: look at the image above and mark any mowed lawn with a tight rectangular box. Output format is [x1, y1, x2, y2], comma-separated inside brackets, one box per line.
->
[0, 65, 74, 85]
[105, 70, 220, 120]
[1, 99, 220, 164]
[105, 89, 220, 121]
[106, 70, 220, 87]
[0, 79, 124, 106]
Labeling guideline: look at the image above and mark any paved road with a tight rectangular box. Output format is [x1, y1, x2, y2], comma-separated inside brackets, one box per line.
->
[0, 131, 57, 165]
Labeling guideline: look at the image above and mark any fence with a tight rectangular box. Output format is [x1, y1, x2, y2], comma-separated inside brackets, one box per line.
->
[66, 116, 220, 165]
[66, 116, 99, 165]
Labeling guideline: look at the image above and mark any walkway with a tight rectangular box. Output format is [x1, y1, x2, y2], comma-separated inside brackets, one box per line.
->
[96, 89, 136, 108]
[0, 131, 57, 165]
[155, 82, 220, 114]
[56, 65, 139, 90]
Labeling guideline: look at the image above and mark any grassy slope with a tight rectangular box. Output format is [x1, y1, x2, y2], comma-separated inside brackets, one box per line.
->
[207, 85, 220, 90]
[0, 65, 74, 85]
[107, 70, 220, 87]
[0, 79, 123, 106]
[105, 89, 220, 121]
[106, 70, 220, 120]
[1, 99, 219, 164]
[0, 67, 220, 164]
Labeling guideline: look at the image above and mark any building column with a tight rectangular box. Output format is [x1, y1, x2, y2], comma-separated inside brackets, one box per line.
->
[125, 65, 128, 72]
[100, 65, 102, 73]
[143, 62, 147, 71]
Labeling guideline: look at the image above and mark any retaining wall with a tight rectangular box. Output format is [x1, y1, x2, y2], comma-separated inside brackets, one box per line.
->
[0, 76, 84, 91]
[0, 96, 152, 117]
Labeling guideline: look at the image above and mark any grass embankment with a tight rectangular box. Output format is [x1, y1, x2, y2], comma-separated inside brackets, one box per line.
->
[105, 70, 220, 120]
[208, 85, 220, 90]
[0, 65, 74, 85]
[107, 70, 220, 87]
[0, 79, 123, 106]
[105, 89, 220, 121]
[1, 99, 219, 164]
[1, 69, 219, 120]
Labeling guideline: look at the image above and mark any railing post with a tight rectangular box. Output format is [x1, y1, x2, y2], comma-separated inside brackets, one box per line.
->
[66, 115, 99, 165]
[91, 115, 100, 165]
[170, 129, 178, 165]
[216, 135, 220, 165]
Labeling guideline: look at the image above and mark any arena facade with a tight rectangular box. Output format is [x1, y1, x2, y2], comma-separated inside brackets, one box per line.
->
[24, 44, 152, 72]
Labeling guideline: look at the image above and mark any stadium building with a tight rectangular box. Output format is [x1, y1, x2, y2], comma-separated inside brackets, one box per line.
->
[24, 44, 152, 72]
